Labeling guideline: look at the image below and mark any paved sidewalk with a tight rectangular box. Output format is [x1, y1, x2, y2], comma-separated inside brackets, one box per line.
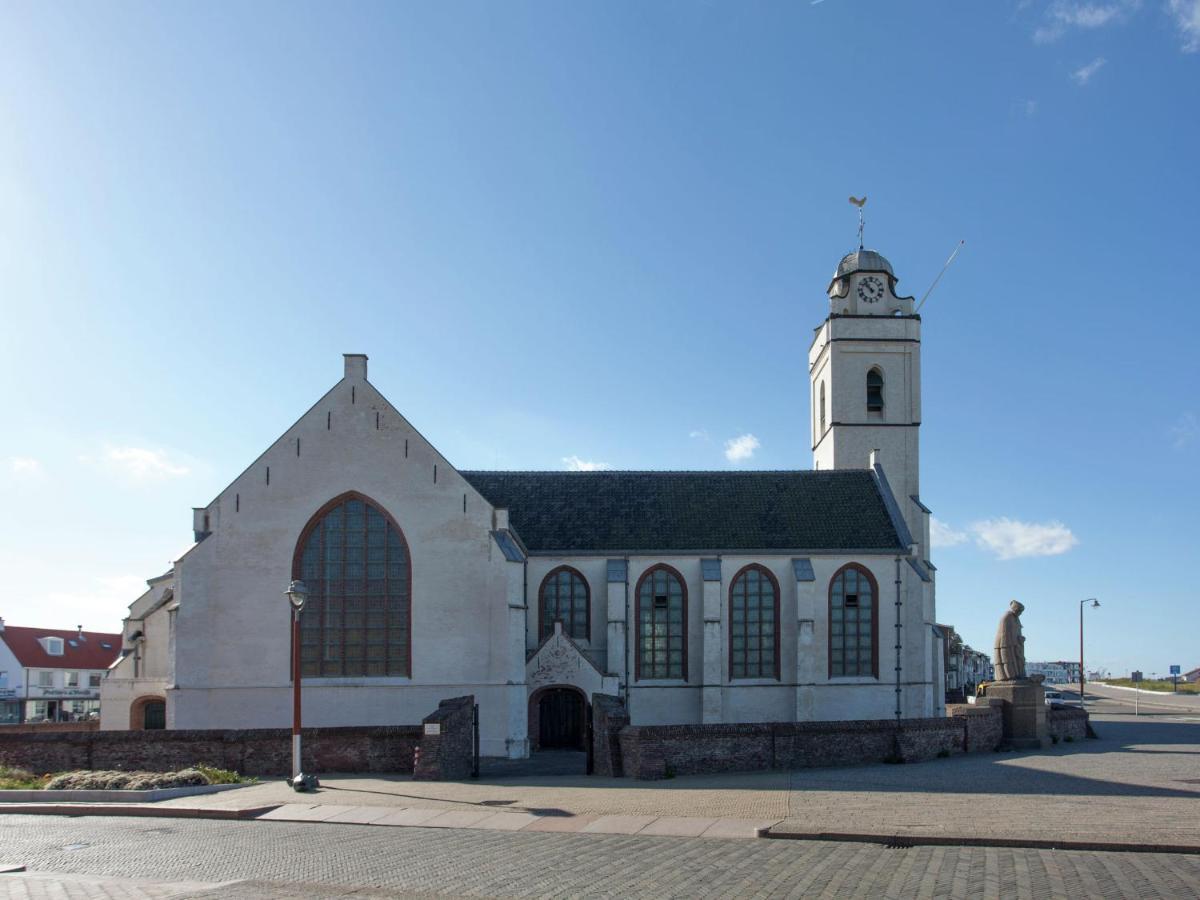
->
[2, 714, 1196, 851]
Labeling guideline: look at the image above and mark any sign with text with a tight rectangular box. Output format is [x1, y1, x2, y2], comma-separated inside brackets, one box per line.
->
[423, 723, 441, 736]
[1170, 665, 1181, 675]
[1131, 671, 1142, 682]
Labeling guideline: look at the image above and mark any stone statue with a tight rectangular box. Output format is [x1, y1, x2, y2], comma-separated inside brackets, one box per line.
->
[993, 600, 1027, 681]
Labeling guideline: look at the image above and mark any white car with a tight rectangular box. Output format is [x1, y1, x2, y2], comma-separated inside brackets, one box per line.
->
[1044, 690, 1063, 705]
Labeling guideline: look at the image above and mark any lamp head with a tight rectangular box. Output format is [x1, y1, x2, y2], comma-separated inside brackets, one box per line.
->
[286, 580, 309, 611]
[1090, 598, 1100, 609]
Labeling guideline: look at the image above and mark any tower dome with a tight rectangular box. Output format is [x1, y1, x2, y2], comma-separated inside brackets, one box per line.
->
[833, 249, 894, 281]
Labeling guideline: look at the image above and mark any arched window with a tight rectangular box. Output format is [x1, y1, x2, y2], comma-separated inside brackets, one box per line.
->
[729, 564, 780, 680]
[829, 564, 878, 678]
[819, 382, 826, 435]
[539, 566, 590, 641]
[636, 564, 687, 680]
[293, 492, 411, 678]
[867, 368, 884, 412]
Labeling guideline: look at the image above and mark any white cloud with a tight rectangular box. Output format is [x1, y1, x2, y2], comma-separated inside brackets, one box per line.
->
[1169, 0, 1200, 52]
[1021, 99, 1039, 117]
[562, 455, 612, 472]
[930, 517, 969, 548]
[971, 517, 1079, 560]
[1033, 1, 1138, 43]
[723, 433, 760, 463]
[688, 429, 710, 441]
[83, 445, 191, 480]
[1170, 411, 1199, 448]
[1070, 56, 1108, 85]
[8, 456, 43, 476]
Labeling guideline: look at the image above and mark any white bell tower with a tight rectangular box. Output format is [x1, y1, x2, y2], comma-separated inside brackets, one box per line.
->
[809, 248, 927, 552]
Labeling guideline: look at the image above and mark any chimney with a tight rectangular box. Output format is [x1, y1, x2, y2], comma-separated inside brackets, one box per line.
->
[344, 353, 368, 380]
[0, 616, 5, 631]
[77, 625, 84, 639]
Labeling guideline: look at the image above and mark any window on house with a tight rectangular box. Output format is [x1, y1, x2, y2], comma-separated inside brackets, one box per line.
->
[38, 671, 54, 688]
[539, 567, 589, 641]
[65, 672, 80, 687]
[89, 673, 102, 688]
[829, 564, 878, 678]
[729, 565, 780, 680]
[295, 492, 412, 678]
[637, 565, 687, 680]
[43, 637, 64, 656]
[867, 368, 884, 412]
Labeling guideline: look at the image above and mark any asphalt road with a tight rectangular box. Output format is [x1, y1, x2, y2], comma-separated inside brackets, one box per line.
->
[2, 814, 1199, 899]
[1058, 683, 1200, 718]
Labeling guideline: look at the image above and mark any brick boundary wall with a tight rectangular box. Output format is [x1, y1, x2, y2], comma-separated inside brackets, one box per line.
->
[605, 701, 1010, 780]
[1047, 707, 1089, 743]
[0, 725, 422, 777]
[0, 722, 99, 734]
[413, 695, 475, 781]
[591, 694, 629, 778]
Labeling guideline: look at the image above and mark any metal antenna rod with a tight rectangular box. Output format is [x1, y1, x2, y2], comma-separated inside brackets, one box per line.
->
[915, 239, 965, 313]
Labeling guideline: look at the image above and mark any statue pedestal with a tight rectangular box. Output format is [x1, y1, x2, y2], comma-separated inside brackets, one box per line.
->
[988, 680, 1047, 749]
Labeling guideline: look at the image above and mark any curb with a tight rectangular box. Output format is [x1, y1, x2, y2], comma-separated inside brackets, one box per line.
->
[759, 829, 1200, 855]
[0, 804, 280, 821]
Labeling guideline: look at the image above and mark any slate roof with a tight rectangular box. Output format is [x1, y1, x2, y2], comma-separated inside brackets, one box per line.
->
[461, 469, 907, 555]
[0, 626, 122, 670]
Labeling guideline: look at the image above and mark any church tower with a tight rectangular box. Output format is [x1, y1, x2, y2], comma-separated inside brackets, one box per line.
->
[810, 248, 927, 554]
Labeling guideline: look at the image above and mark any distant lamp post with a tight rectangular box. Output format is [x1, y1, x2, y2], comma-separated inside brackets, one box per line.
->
[1079, 598, 1100, 709]
[286, 580, 315, 792]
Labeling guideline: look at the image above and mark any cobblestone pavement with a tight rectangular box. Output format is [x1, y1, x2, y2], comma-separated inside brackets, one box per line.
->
[143, 714, 1200, 848]
[2, 815, 1199, 899]
[775, 715, 1200, 845]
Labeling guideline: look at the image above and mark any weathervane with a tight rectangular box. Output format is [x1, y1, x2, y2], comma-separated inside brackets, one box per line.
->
[849, 195, 867, 250]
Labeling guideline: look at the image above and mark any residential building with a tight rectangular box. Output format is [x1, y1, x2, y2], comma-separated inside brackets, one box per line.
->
[0, 618, 121, 723]
[102, 246, 943, 758]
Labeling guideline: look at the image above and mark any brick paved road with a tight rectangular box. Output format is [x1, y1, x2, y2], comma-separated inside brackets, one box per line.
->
[2, 815, 1198, 899]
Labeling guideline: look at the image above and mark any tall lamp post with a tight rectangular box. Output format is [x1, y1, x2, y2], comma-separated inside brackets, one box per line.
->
[286, 580, 313, 791]
[1079, 598, 1099, 709]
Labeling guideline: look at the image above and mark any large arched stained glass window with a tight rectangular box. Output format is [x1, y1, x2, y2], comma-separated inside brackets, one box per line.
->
[636, 565, 687, 681]
[729, 564, 780, 680]
[829, 563, 877, 678]
[294, 492, 411, 678]
[539, 567, 589, 641]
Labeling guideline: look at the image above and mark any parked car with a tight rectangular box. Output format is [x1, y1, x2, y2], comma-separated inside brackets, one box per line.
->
[1044, 690, 1063, 705]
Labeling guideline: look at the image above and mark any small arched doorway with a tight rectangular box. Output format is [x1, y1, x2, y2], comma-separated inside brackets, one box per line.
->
[530, 686, 586, 751]
[130, 695, 166, 730]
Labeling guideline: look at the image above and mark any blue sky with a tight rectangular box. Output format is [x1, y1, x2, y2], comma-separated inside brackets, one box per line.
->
[2, 1, 1197, 677]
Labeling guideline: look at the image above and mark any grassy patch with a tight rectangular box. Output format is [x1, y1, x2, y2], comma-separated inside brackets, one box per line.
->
[2, 766, 257, 791]
[0, 766, 47, 790]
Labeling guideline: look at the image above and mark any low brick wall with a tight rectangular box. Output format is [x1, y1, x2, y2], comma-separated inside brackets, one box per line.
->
[413, 695, 475, 781]
[604, 701, 1008, 779]
[0, 725, 422, 777]
[1047, 707, 1089, 743]
[947, 700, 1005, 752]
[0, 722, 99, 734]
[591, 694, 629, 778]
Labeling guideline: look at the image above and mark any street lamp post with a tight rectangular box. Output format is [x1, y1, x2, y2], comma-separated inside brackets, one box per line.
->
[1079, 598, 1099, 709]
[286, 580, 312, 791]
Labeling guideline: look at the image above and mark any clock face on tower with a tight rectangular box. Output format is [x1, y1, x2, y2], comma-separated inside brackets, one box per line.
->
[857, 275, 885, 304]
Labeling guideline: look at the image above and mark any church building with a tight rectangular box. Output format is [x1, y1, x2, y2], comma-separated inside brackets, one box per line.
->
[102, 247, 942, 759]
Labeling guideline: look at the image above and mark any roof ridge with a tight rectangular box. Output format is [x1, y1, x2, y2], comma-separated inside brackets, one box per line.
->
[460, 469, 868, 476]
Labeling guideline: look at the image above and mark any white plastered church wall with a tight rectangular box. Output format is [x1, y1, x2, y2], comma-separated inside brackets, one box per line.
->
[167, 355, 527, 758]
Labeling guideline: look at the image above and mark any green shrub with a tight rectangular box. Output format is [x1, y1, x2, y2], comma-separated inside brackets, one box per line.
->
[194, 764, 252, 785]
[1064, 736, 1074, 743]
[936, 749, 951, 758]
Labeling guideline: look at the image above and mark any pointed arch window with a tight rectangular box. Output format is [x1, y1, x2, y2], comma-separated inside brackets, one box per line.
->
[293, 492, 411, 678]
[729, 564, 780, 680]
[539, 567, 590, 641]
[867, 368, 884, 412]
[636, 565, 687, 680]
[829, 563, 878, 678]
